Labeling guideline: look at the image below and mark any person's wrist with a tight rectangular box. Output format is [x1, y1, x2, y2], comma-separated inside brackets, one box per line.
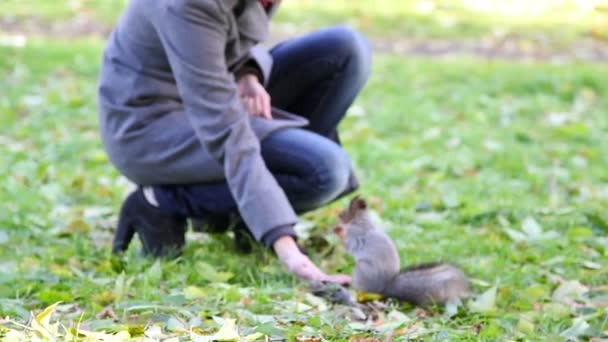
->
[273, 235, 299, 257]
[274, 236, 308, 268]
[237, 72, 260, 84]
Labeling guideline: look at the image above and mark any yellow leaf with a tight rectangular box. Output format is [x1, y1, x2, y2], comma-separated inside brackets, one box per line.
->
[245, 332, 264, 341]
[192, 319, 242, 341]
[356, 290, 383, 302]
[469, 286, 497, 313]
[3, 329, 28, 342]
[74, 329, 131, 342]
[191, 331, 212, 342]
[30, 302, 61, 340]
[212, 318, 240, 341]
[163, 338, 181, 342]
[184, 286, 207, 299]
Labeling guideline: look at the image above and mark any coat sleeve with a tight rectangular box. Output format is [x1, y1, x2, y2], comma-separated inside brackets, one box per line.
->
[234, 44, 273, 85]
[155, 0, 297, 241]
[246, 44, 273, 85]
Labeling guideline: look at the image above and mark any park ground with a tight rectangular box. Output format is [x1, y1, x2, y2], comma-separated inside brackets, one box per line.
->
[1, 0, 607, 340]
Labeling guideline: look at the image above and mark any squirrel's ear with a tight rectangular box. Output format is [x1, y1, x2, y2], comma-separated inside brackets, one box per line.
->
[353, 196, 367, 211]
[333, 225, 345, 239]
[349, 196, 361, 210]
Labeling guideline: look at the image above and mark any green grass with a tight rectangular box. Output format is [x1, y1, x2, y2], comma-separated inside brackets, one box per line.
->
[0, 0, 128, 26]
[1, 38, 607, 340]
[276, 0, 608, 43]
[1, 0, 608, 44]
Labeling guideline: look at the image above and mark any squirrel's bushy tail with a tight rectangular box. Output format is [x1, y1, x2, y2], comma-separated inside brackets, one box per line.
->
[382, 262, 470, 306]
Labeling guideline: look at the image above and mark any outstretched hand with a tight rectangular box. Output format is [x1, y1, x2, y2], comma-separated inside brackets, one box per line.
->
[237, 74, 272, 120]
[273, 236, 351, 285]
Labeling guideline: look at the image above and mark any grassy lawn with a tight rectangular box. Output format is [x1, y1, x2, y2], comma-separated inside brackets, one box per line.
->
[0, 35, 607, 340]
[1, 0, 608, 45]
[276, 0, 608, 44]
[0, 0, 128, 27]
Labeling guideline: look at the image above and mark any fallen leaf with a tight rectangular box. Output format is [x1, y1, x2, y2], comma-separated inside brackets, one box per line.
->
[304, 293, 328, 312]
[30, 302, 61, 340]
[70, 329, 131, 342]
[516, 315, 535, 334]
[581, 260, 602, 270]
[213, 318, 240, 341]
[590, 294, 608, 308]
[166, 316, 186, 332]
[96, 307, 119, 321]
[545, 112, 573, 126]
[0, 230, 8, 244]
[444, 301, 459, 317]
[245, 332, 264, 341]
[504, 217, 559, 242]
[2, 330, 28, 342]
[348, 337, 381, 342]
[469, 286, 497, 313]
[560, 317, 591, 339]
[147, 260, 163, 282]
[294, 220, 316, 240]
[504, 228, 527, 242]
[414, 307, 430, 319]
[357, 291, 384, 303]
[542, 303, 571, 319]
[348, 322, 373, 331]
[196, 261, 234, 283]
[521, 217, 543, 236]
[144, 325, 166, 339]
[296, 336, 322, 342]
[552, 280, 589, 303]
[376, 310, 410, 333]
[184, 286, 207, 299]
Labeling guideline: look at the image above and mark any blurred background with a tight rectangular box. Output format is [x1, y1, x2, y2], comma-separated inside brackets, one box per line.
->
[1, 0, 608, 60]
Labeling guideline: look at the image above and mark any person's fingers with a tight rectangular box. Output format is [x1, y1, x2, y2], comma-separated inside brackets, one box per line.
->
[261, 92, 272, 120]
[323, 274, 352, 285]
[243, 97, 257, 116]
[296, 264, 326, 282]
[254, 95, 265, 118]
[281, 254, 326, 281]
[242, 97, 251, 113]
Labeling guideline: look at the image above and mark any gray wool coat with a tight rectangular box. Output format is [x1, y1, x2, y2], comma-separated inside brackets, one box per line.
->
[97, 0, 307, 241]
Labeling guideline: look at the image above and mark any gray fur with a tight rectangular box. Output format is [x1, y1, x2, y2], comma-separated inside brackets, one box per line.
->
[339, 197, 471, 306]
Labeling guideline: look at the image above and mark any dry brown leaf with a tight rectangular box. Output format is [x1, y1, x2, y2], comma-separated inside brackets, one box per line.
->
[296, 336, 322, 342]
[240, 296, 252, 307]
[96, 307, 119, 321]
[397, 322, 424, 337]
[348, 337, 381, 342]
[414, 307, 430, 319]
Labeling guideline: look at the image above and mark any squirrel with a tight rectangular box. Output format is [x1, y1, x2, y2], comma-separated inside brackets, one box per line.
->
[334, 196, 471, 306]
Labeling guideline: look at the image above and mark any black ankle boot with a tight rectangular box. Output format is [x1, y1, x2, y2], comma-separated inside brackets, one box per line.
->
[112, 188, 187, 258]
[192, 214, 255, 253]
[190, 215, 231, 234]
[232, 220, 255, 254]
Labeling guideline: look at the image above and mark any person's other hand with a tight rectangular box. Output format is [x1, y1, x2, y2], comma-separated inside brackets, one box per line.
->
[273, 236, 351, 285]
[237, 74, 272, 120]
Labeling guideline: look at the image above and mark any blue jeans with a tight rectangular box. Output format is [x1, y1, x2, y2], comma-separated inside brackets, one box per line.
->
[154, 26, 371, 219]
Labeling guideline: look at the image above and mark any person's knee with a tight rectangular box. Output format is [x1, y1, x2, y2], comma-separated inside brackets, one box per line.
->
[315, 145, 351, 201]
[325, 26, 372, 85]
